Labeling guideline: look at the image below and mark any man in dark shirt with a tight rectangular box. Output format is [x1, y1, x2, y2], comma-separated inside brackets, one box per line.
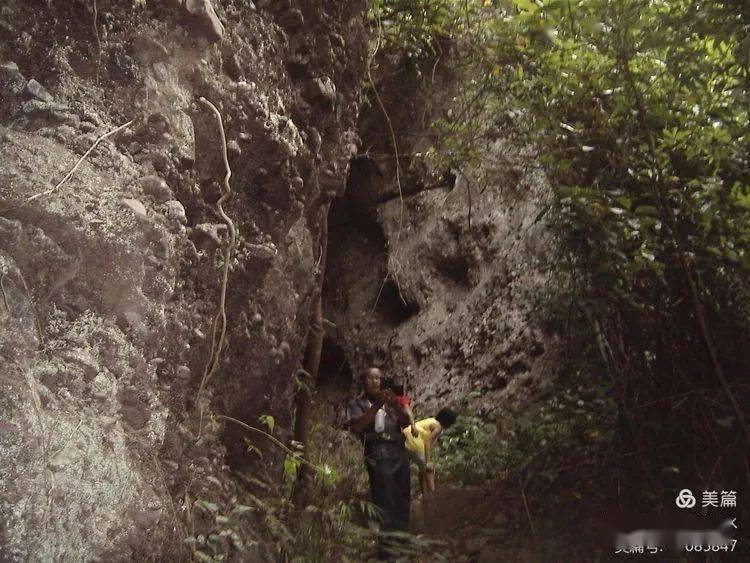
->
[346, 367, 412, 545]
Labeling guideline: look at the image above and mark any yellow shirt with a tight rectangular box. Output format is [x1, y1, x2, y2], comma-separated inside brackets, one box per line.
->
[403, 418, 439, 455]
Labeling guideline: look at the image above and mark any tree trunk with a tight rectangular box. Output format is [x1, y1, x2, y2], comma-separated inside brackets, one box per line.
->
[291, 208, 329, 503]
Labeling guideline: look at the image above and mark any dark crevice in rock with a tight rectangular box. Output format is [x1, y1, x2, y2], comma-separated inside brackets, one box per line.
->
[435, 254, 472, 287]
[375, 279, 420, 326]
[506, 359, 530, 377]
[323, 176, 389, 314]
[317, 336, 352, 390]
[375, 172, 457, 205]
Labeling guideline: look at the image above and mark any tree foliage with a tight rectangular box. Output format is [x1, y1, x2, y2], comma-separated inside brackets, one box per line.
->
[371, 0, 750, 504]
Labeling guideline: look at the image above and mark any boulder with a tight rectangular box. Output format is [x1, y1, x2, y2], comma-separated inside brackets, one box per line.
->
[304, 76, 336, 107]
[22, 79, 53, 102]
[184, 0, 224, 43]
[140, 175, 174, 203]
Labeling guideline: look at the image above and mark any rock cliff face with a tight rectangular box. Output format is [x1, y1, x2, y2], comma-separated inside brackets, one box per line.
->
[322, 56, 563, 416]
[0, 0, 366, 559]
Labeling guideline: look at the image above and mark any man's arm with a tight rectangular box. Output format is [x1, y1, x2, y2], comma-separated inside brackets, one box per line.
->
[346, 390, 395, 433]
[393, 402, 411, 428]
[348, 402, 381, 433]
[404, 404, 419, 437]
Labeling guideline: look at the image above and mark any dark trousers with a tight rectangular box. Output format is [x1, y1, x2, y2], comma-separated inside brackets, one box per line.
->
[364, 443, 411, 533]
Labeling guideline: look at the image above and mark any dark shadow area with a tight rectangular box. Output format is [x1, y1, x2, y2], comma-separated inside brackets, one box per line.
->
[375, 279, 420, 326]
[314, 336, 353, 428]
[435, 254, 472, 287]
[323, 164, 389, 316]
[317, 336, 352, 390]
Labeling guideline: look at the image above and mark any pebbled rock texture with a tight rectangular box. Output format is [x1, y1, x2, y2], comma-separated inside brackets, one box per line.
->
[0, 0, 367, 559]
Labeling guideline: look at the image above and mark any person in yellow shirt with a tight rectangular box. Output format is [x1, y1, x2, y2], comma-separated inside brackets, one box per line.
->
[403, 408, 457, 495]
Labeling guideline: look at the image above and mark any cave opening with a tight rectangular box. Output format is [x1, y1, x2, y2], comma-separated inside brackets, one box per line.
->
[312, 335, 353, 427]
[435, 254, 472, 286]
[316, 336, 352, 390]
[375, 279, 420, 326]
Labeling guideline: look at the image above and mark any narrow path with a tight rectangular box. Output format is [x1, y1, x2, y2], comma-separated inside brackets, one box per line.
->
[409, 483, 532, 562]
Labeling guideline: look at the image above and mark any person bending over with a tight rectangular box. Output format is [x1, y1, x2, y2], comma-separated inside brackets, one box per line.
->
[402, 408, 458, 495]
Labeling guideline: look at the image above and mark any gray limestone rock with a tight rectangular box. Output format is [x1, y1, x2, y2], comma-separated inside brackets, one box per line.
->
[166, 110, 195, 166]
[194, 223, 227, 249]
[305, 77, 336, 107]
[140, 175, 174, 203]
[0, 0, 369, 559]
[23, 79, 53, 102]
[164, 200, 187, 225]
[184, 0, 225, 43]
[0, 61, 25, 96]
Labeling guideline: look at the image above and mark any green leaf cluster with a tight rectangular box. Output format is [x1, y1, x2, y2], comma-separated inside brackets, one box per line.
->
[433, 387, 614, 486]
[501, 0, 750, 280]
